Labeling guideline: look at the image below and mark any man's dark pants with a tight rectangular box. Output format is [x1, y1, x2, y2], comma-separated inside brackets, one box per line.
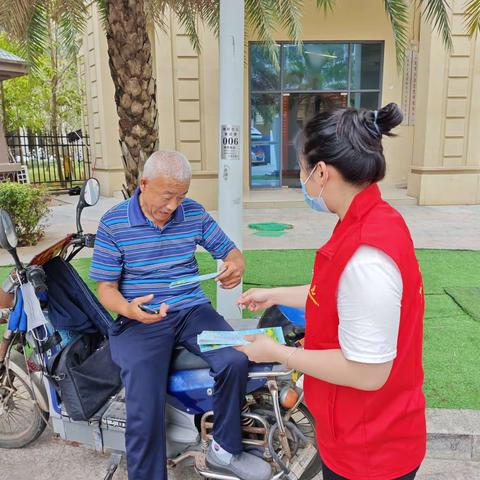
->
[109, 303, 249, 480]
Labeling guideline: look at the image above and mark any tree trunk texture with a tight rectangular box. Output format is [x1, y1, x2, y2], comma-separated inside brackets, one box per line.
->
[105, 0, 158, 196]
[48, 16, 65, 185]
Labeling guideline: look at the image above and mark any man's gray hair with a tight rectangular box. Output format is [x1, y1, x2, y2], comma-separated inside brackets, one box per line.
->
[142, 150, 192, 182]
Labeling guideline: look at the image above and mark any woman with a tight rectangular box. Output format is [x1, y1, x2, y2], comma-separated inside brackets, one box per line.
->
[237, 103, 426, 480]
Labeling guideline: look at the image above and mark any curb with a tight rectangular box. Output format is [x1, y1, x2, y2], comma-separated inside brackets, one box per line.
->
[427, 408, 480, 461]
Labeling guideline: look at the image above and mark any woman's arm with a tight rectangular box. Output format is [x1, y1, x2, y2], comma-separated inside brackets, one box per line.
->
[237, 337, 393, 391]
[238, 285, 310, 311]
[278, 345, 393, 391]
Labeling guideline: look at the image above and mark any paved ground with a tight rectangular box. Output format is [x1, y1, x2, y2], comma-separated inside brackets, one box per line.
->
[1, 194, 479, 266]
[0, 429, 478, 480]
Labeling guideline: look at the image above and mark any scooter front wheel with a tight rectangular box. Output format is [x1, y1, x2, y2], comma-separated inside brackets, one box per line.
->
[0, 366, 48, 448]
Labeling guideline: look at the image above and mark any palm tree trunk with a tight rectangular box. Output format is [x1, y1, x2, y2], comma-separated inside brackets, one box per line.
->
[105, 0, 158, 196]
[47, 15, 65, 186]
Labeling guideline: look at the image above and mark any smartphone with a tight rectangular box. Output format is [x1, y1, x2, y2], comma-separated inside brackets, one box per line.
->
[139, 304, 160, 315]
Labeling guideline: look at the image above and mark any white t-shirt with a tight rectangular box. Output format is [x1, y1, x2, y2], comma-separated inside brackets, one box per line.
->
[337, 245, 403, 364]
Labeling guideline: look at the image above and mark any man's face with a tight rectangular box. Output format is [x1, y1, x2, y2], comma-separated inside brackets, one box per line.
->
[139, 176, 190, 224]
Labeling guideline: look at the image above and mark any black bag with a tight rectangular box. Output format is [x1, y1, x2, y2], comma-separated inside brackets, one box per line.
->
[47, 333, 122, 421]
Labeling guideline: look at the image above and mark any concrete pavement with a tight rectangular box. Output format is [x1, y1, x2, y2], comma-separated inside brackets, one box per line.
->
[1, 193, 479, 266]
[1, 428, 478, 480]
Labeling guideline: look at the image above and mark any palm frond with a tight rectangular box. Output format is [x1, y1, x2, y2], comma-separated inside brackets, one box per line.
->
[56, 0, 88, 60]
[316, 0, 336, 14]
[22, 2, 49, 74]
[198, 0, 219, 37]
[383, 0, 410, 69]
[245, 0, 276, 46]
[174, 2, 202, 52]
[464, 0, 480, 36]
[224, 0, 303, 67]
[95, 0, 109, 31]
[275, 0, 303, 42]
[147, 1, 217, 52]
[0, 0, 38, 42]
[144, 0, 169, 32]
[418, 0, 452, 49]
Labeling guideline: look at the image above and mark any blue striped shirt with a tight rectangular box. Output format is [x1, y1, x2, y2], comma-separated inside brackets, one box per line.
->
[89, 188, 236, 312]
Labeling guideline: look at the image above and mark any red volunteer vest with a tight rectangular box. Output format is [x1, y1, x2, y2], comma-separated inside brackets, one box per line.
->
[304, 183, 426, 480]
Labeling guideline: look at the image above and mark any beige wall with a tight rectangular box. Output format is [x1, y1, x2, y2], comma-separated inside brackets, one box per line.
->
[82, 0, 480, 206]
[152, 13, 220, 209]
[408, 0, 480, 204]
[81, 2, 124, 197]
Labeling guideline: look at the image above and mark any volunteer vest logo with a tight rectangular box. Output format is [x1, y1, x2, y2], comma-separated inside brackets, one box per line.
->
[308, 285, 319, 306]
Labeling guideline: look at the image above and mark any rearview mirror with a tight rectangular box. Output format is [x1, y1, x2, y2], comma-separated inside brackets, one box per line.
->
[0, 209, 18, 251]
[80, 178, 100, 207]
[76, 178, 101, 235]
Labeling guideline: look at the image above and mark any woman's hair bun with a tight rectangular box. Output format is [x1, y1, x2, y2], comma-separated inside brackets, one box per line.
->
[375, 103, 403, 136]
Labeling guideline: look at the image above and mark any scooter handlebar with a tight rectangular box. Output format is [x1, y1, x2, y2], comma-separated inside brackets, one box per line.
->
[83, 233, 96, 249]
[26, 265, 47, 293]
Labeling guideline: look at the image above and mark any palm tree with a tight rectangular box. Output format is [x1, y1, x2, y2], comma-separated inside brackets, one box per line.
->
[1, 0, 479, 195]
[0, 0, 87, 185]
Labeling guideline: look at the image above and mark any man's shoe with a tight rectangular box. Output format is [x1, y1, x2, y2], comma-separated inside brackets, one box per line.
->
[206, 444, 272, 480]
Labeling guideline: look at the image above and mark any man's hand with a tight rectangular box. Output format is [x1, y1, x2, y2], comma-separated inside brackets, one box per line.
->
[98, 282, 169, 324]
[216, 248, 244, 289]
[126, 294, 169, 324]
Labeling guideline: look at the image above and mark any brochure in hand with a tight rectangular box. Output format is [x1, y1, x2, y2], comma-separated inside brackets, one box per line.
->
[197, 327, 286, 352]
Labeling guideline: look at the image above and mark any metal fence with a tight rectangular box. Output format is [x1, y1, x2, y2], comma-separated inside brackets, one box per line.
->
[6, 132, 91, 191]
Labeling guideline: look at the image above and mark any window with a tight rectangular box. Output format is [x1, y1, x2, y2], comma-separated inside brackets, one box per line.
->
[249, 41, 384, 189]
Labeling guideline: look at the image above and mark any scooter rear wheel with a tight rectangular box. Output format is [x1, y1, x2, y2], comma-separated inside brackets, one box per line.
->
[0, 367, 48, 448]
[252, 390, 322, 480]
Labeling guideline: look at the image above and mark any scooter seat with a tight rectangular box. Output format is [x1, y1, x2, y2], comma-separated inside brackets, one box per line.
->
[170, 347, 210, 371]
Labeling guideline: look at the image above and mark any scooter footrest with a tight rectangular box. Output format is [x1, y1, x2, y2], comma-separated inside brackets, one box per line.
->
[194, 455, 240, 480]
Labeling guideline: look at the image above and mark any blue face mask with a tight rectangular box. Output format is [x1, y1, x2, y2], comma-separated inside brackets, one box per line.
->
[300, 165, 331, 213]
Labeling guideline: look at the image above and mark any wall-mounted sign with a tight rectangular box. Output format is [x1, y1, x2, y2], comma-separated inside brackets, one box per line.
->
[221, 124, 240, 161]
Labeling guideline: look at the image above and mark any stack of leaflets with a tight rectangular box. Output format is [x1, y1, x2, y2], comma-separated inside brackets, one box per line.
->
[197, 327, 286, 352]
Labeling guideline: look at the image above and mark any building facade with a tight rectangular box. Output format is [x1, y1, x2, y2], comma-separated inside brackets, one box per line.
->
[81, 0, 480, 207]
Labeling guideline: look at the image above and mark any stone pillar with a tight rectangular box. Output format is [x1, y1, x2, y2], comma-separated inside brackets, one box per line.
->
[408, 1, 480, 204]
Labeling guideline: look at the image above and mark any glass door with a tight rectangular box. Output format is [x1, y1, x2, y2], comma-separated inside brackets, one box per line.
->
[250, 93, 281, 188]
[281, 93, 348, 187]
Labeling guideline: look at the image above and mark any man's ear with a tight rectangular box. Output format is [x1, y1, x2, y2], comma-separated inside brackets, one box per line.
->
[139, 178, 147, 192]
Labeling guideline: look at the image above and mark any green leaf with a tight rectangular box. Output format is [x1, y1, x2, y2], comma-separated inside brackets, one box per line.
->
[316, 0, 336, 14]
[383, 0, 410, 69]
[418, 0, 452, 50]
[464, 0, 480, 36]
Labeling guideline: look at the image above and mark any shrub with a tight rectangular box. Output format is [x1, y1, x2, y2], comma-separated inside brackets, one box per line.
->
[0, 182, 50, 246]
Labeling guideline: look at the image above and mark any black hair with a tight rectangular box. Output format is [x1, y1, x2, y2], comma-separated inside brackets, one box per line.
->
[296, 103, 403, 185]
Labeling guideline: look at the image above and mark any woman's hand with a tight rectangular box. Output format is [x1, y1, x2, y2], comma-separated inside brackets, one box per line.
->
[237, 288, 277, 312]
[235, 334, 285, 363]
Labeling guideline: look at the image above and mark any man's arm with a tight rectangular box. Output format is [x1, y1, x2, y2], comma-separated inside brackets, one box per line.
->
[198, 210, 244, 289]
[97, 281, 168, 323]
[91, 220, 168, 324]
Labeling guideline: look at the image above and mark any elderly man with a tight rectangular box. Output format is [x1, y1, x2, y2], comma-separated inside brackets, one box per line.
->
[89, 151, 271, 480]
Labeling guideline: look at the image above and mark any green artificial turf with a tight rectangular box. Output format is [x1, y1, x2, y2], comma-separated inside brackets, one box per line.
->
[1, 248, 479, 409]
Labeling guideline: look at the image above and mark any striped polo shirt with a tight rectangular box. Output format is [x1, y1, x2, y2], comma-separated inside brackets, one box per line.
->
[89, 188, 236, 312]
